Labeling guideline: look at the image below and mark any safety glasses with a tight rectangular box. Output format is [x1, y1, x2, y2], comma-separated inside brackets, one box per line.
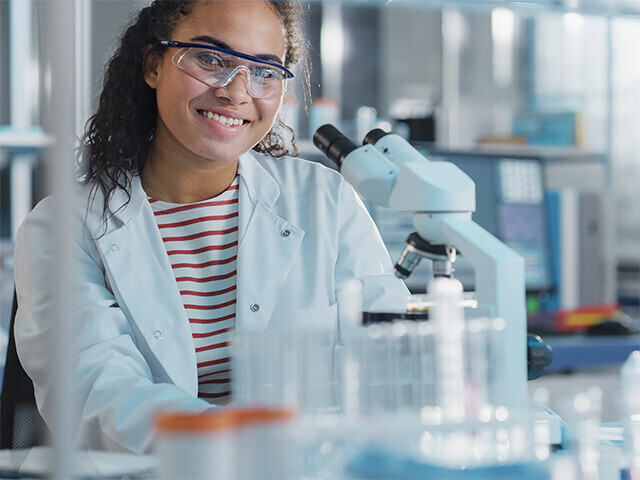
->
[159, 40, 294, 99]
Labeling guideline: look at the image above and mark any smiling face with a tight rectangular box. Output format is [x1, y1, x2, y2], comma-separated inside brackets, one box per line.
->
[144, 0, 287, 167]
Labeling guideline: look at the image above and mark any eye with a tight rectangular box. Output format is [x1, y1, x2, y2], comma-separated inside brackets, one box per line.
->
[252, 66, 283, 80]
[194, 52, 224, 69]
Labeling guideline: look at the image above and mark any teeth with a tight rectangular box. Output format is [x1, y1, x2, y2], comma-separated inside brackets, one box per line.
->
[200, 110, 244, 127]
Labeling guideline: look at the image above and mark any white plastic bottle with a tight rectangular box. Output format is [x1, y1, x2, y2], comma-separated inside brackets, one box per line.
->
[235, 407, 295, 479]
[154, 410, 239, 479]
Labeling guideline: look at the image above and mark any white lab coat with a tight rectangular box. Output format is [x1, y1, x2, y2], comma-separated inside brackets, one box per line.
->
[13, 150, 409, 453]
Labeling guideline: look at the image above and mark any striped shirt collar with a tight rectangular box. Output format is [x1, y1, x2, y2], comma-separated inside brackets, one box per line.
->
[84, 150, 281, 237]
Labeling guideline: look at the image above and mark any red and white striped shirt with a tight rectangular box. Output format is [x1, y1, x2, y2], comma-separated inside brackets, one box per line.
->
[148, 176, 239, 404]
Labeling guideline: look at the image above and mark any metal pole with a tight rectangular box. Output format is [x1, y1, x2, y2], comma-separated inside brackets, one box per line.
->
[442, 6, 461, 147]
[320, 1, 344, 107]
[603, 18, 617, 305]
[75, 0, 92, 140]
[9, 0, 36, 240]
[46, 0, 80, 477]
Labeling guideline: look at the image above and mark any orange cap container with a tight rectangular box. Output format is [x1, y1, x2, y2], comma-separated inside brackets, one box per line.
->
[155, 406, 295, 433]
[236, 406, 295, 426]
[156, 409, 240, 433]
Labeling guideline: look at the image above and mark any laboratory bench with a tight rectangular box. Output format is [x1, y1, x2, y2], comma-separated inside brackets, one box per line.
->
[544, 333, 640, 373]
[525, 331, 639, 427]
[0, 428, 631, 480]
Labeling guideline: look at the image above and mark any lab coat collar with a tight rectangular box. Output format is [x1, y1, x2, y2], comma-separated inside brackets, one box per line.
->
[84, 150, 279, 234]
[82, 175, 146, 238]
[235, 151, 305, 331]
[237, 150, 280, 208]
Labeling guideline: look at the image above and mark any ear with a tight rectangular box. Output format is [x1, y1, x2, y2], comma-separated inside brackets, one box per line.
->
[143, 45, 162, 89]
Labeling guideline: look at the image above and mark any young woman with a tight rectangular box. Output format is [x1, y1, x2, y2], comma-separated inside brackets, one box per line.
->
[14, 0, 409, 453]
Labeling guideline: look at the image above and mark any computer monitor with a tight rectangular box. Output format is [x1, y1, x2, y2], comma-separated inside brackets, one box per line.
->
[367, 147, 554, 297]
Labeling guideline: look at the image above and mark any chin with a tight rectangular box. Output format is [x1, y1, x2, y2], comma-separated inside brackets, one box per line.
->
[198, 147, 244, 164]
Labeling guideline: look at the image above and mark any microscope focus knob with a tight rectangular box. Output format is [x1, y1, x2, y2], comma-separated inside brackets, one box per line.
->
[527, 333, 553, 380]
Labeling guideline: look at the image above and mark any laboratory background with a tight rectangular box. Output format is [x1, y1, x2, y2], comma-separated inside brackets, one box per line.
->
[0, 0, 639, 478]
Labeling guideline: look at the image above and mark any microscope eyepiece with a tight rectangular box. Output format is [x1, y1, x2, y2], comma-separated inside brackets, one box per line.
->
[313, 124, 357, 168]
[362, 128, 390, 146]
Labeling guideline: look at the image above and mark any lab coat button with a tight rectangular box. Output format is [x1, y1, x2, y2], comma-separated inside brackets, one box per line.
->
[153, 329, 163, 339]
[110, 244, 119, 254]
[280, 229, 291, 237]
[250, 303, 260, 312]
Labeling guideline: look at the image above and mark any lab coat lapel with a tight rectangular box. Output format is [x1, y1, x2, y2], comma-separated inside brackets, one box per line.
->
[88, 176, 197, 394]
[235, 152, 304, 331]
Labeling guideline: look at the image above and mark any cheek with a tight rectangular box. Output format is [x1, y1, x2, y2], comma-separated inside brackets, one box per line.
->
[156, 72, 207, 119]
[256, 96, 283, 124]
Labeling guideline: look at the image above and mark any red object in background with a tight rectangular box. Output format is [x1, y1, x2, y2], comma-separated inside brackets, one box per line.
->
[555, 304, 623, 332]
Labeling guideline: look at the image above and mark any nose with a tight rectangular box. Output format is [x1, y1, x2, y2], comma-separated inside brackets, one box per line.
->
[216, 66, 252, 100]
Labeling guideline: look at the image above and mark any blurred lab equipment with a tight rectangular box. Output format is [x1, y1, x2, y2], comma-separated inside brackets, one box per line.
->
[389, 98, 437, 143]
[232, 276, 548, 478]
[313, 124, 527, 412]
[309, 99, 341, 139]
[155, 408, 295, 480]
[233, 327, 339, 413]
[621, 350, 640, 477]
[355, 106, 378, 144]
[155, 411, 238, 480]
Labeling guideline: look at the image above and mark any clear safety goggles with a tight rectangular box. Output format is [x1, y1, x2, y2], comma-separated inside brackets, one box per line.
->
[159, 40, 294, 99]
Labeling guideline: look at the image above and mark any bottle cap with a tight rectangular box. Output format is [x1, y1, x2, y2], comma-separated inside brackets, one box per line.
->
[156, 410, 240, 433]
[236, 407, 295, 427]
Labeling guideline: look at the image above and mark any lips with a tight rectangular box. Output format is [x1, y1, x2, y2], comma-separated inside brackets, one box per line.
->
[197, 109, 246, 127]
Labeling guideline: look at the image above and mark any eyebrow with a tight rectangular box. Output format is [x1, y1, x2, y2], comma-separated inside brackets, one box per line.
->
[190, 35, 284, 65]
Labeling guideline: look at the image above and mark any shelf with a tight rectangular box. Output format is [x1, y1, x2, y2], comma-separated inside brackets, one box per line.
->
[0, 127, 54, 153]
[306, 0, 640, 18]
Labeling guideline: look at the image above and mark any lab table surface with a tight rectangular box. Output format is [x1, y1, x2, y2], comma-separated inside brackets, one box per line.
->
[544, 333, 640, 372]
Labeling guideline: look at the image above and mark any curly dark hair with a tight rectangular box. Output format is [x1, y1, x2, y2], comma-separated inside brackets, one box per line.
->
[80, 0, 306, 215]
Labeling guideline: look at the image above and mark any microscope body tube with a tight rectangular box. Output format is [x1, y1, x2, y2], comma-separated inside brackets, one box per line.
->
[388, 161, 475, 213]
[371, 133, 476, 213]
[313, 124, 398, 207]
[367, 132, 428, 166]
[340, 146, 398, 206]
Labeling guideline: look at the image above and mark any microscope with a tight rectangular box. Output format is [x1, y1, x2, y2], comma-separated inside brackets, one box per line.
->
[313, 124, 528, 412]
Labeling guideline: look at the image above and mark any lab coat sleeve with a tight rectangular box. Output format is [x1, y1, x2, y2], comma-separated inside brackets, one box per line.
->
[13, 197, 211, 454]
[334, 180, 410, 313]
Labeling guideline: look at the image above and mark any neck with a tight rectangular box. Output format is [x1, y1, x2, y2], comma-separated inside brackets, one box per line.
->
[141, 133, 239, 204]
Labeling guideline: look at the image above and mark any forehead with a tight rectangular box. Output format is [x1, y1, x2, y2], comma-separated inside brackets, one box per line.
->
[174, 1, 287, 58]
